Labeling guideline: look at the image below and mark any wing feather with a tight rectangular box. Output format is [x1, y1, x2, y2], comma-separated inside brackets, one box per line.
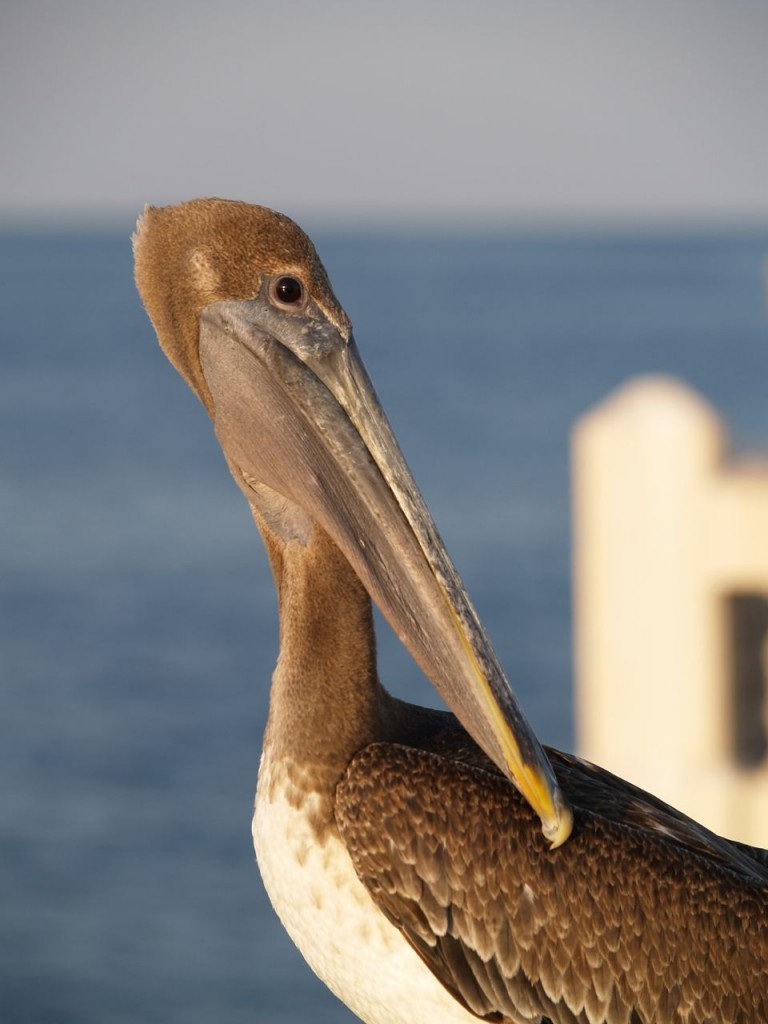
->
[336, 741, 768, 1023]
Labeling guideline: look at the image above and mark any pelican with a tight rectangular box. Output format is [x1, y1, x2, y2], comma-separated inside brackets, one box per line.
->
[134, 198, 768, 1023]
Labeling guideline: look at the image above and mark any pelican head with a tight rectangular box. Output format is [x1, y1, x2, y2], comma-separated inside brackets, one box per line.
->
[133, 198, 572, 847]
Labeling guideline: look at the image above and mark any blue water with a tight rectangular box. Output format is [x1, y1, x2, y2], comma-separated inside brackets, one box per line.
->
[1, 224, 767, 1023]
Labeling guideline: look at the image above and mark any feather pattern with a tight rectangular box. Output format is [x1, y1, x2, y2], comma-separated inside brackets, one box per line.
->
[336, 736, 768, 1023]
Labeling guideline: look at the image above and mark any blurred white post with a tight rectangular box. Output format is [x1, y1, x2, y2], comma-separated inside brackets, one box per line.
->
[573, 376, 768, 846]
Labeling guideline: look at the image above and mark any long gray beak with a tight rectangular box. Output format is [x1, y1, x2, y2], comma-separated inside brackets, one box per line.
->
[197, 298, 572, 848]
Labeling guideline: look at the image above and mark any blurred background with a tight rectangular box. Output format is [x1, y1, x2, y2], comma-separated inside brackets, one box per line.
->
[2, 2, 767, 1022]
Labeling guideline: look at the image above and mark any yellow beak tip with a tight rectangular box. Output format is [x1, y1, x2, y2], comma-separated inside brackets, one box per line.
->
[511, 757, 574, 850]
[543, 804, 574, 850]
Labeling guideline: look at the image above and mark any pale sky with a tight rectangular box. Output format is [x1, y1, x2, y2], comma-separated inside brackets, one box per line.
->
[2, 0, 767, 226]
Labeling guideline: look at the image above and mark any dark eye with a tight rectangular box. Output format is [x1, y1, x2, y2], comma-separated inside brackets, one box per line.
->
[272, 276, 305, 307]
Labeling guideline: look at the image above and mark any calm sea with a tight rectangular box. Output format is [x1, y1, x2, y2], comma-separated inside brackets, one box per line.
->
[1, 224, 767, 1023]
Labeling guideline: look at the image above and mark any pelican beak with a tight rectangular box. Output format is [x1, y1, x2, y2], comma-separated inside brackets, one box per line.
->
[197, 297, 572, 848]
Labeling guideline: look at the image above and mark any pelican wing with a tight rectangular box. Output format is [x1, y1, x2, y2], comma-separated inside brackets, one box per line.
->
[336, 742, 768, 1023]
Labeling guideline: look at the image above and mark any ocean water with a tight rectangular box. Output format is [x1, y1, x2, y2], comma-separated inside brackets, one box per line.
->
[1, 224, 767, 1023]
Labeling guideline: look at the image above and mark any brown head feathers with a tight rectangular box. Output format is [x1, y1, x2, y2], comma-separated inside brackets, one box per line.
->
[133, 198, 347, 414]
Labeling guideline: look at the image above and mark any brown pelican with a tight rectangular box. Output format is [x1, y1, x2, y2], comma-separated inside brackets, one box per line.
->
[134, 198, 768, 1023]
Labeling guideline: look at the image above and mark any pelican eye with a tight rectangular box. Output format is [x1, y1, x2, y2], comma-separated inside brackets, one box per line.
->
[271, 275, 305, 308]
